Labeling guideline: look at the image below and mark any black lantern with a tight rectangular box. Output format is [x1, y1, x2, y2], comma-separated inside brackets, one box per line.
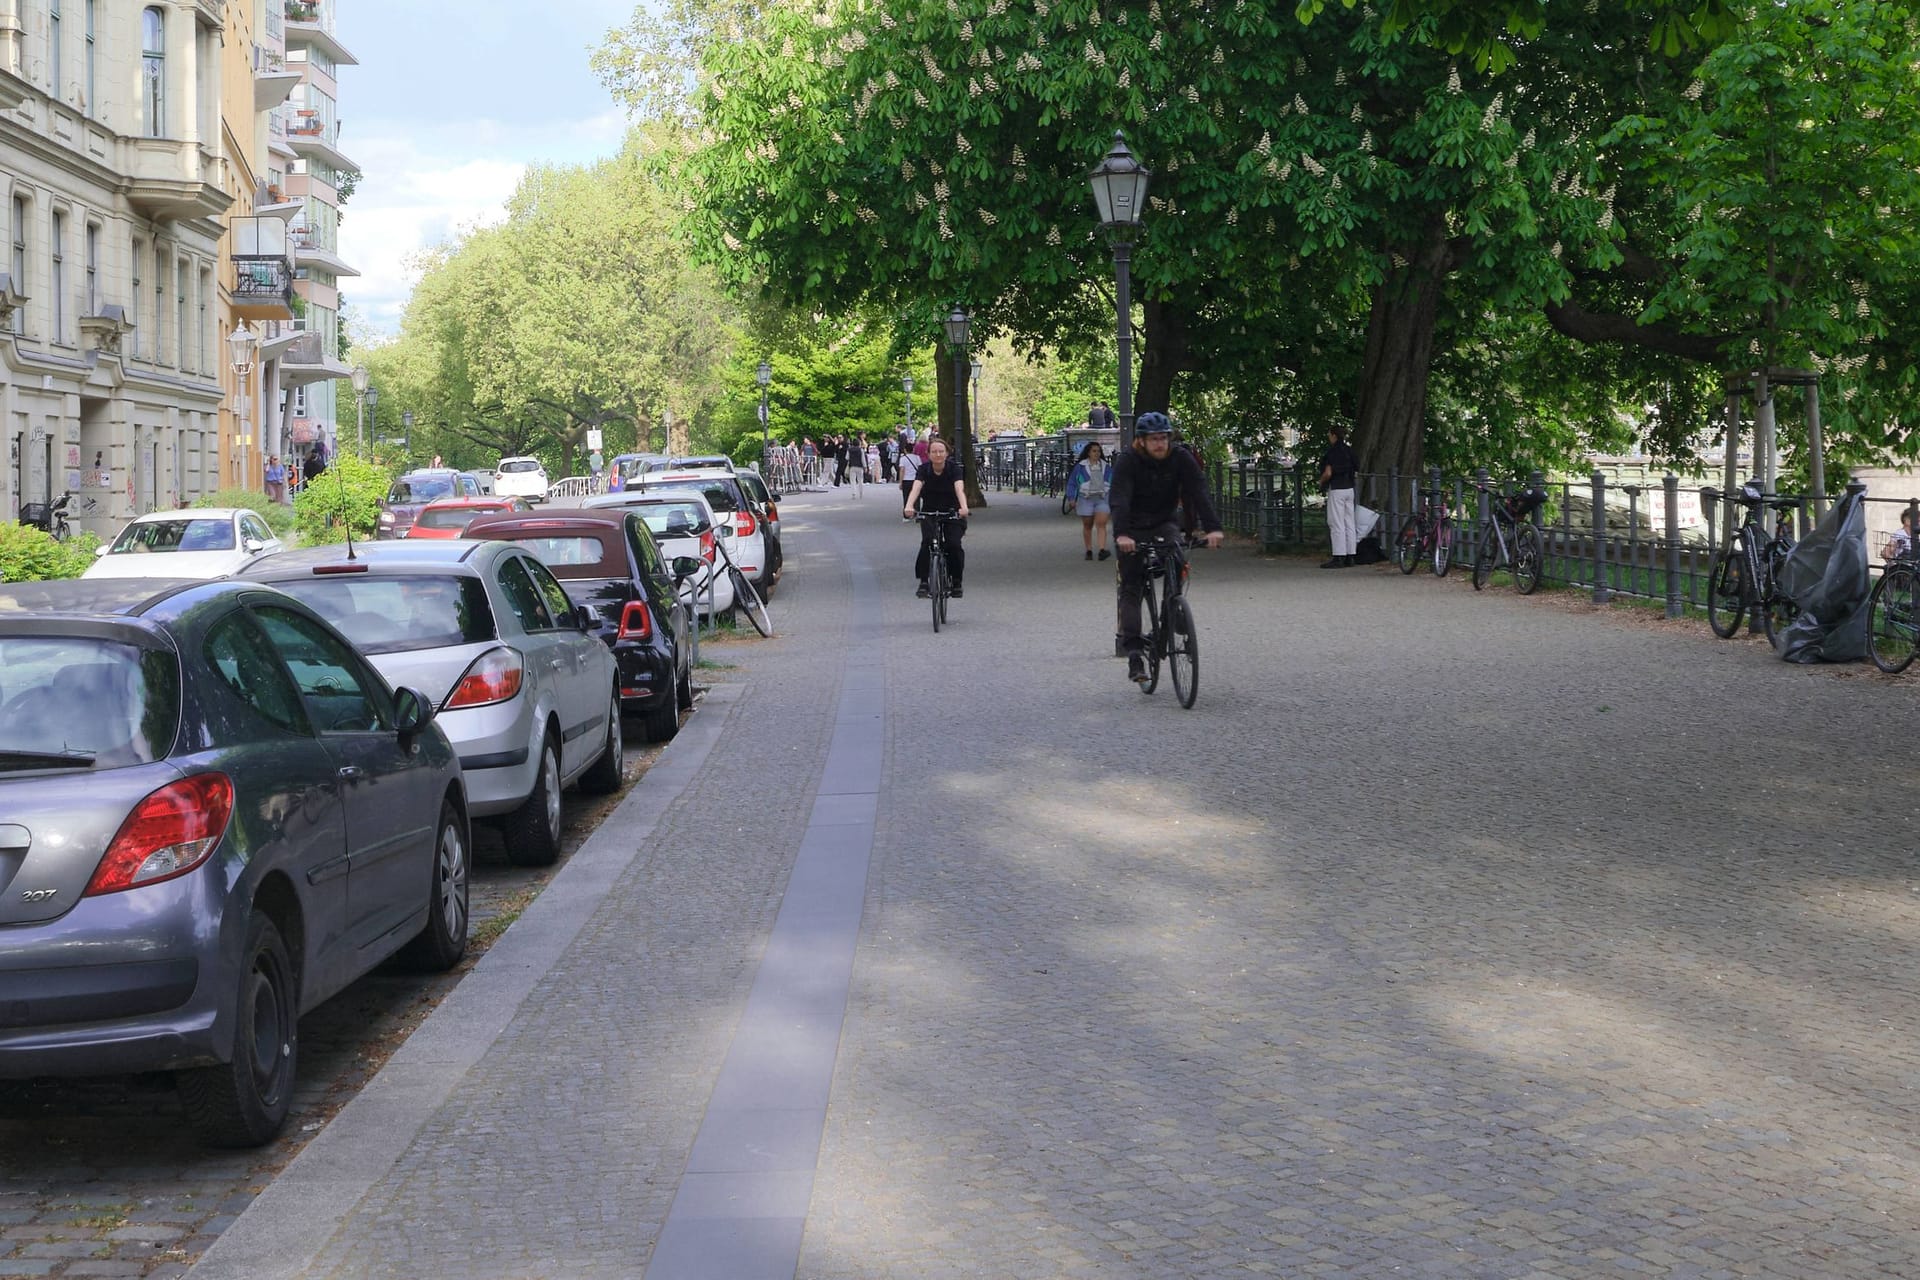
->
[1089, 131, 1151, 444]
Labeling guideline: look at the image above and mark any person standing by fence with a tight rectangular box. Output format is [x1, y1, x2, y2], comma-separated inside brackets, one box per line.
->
[1319, 424, 1358, 568]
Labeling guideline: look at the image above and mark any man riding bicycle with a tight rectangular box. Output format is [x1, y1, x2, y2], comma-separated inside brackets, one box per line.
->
[1110, 412, 1223, 682]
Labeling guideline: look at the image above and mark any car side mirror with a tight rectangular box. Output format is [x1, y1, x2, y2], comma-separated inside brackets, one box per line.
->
[670, 555, 702, 581]
[243, 538, 265, 555]
[94, 544, 110, 557]
[393, 686, 434, 736]
[573, 605, 596, 632]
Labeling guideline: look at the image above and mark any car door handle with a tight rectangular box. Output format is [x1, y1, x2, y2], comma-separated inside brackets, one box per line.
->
[337, 765, 364, 781]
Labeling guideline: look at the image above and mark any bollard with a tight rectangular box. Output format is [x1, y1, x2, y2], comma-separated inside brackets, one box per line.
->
[1624, 486, 1641, 596]
[1664, 474, 1682, 618]
[1591, 472, 1610, 604]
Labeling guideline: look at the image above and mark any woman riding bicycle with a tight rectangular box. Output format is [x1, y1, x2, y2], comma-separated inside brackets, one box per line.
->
[903, 437, 969, 598]
[1110, 413, 1222, 682]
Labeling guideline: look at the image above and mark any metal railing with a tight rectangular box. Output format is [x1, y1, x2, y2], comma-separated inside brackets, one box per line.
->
[546, 475, 602, 502]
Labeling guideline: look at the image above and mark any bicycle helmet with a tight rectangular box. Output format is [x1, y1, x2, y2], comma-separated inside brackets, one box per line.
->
[1135, 411, 1172, 436]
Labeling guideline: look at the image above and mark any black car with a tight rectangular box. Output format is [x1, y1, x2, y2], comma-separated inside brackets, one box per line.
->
[464, 510, 697, 741]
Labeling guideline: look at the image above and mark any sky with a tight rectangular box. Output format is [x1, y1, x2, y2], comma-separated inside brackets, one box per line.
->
[336, 0, 640, 339]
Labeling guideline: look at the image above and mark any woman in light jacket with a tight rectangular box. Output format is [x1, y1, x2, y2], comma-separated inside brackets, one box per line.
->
[1064, 442, 1114, 561]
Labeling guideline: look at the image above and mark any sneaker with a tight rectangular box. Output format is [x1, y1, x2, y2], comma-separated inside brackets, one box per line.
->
[1097, 548, 1112, 561]
[1320, 557, 1342, 569]
[1085, 549, 1094, 561]
[1127, 652, 1147, 683]
[916, 581, 930, 598]
[949, 584, 963, 598]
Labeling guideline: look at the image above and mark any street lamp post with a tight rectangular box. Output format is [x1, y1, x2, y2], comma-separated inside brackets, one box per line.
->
[350, 363, 370, 455]
[365, 385, 380, 455]
[943, 307, 970, 467]
[228, 324, 258, 491]
[1088, 131, 1151, 447]
[402, 410, 414, 460]
[903, 374, 914, 437]
[969, 358, 982, 441]
[756, 359, 772, 465]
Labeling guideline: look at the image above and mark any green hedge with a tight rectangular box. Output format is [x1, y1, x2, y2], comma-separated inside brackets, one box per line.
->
[193, 487, 297, 536]
[0, 524, 102, 582]
[293, 454, 393, 544]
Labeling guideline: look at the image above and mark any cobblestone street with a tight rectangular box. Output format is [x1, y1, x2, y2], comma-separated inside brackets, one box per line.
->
[27, 485, 1920, 1279]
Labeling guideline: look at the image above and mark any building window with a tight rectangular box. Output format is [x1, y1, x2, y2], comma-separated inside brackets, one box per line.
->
[153, 241, 165, 363]
[130, 236, 142, 357]
[49, 0, 62, 101]
[293, 384, 307, 418]
[175, 259, 186, 371]
[49, 211, 64, 343]
[197, 267, 209, 372]
[10, 197, 25, 337]
[84, 1, 95, 113]
[141, 8, 165, 138]
[84, 223, 97, 316]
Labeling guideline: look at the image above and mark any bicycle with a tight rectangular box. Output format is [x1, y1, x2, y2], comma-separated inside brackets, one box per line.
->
[1470, 485, 1547, 593]
[1133, 532, 1201, 709]
[712, 535, 772, 638]
[1705, 483, 1801, 647]
[916, 510, 961, 632]
[1867, 543, 1919, 673]
[18, 493, 72, 542]
[1394, 487, 1454, 577]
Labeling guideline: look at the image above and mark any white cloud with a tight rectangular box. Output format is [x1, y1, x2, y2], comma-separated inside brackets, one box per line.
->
[338, 110, 630, 337]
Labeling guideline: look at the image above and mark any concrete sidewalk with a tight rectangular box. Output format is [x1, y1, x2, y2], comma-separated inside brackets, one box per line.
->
[192, 486, 1920, 1278]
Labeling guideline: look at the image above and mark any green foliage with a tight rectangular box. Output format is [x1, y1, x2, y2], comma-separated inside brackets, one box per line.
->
[1297, 0, 1739, 72]
[0, 525, 100, 582]
[193, 488, 295, 536]
[292, 454, 392, 545]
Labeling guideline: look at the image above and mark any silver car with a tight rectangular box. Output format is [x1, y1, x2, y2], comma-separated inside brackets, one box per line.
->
[242, 540, 621, 867]
[0, 577, 468, 1146]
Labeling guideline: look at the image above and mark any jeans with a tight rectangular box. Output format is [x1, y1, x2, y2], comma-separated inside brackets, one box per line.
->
[1116, 521, 1183, 652]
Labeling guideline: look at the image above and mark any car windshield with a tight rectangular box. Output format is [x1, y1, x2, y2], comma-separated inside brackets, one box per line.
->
[499, 460, 544, 475]
[0, 636, 178, 768]
[109, 518, 236, 554]
[417, 505, 498, 531]
[271, 575, 497, 654]
[394, 476, 456, 504]
[634, 503, 709, 536]
[504, 534, 619, 579]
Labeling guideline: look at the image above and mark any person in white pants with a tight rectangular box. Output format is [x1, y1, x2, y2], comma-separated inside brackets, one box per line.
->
[1320, 424, 1359, 568]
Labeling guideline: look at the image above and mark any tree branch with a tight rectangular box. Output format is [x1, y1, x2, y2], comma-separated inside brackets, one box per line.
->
[1542, 299, 1732, 363]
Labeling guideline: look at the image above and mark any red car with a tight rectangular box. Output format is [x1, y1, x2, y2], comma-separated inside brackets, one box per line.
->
[405, 497, 533, 539]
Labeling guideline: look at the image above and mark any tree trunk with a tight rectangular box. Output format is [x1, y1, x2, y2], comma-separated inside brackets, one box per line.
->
[1134, 298, 1192, 416]
[1351, 227, 1452, 478]
[937, 356, 985, 506]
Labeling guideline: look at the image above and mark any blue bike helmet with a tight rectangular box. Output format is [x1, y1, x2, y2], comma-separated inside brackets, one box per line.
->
[1135, 411, 1172, 435]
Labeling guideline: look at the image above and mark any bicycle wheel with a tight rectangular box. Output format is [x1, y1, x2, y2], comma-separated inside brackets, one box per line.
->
[930, 554, 946, 632]
[1868, 566, 1920, 673]
[1471, 529, 1496, 591]
[1432, 519, 1453, 577]
[1759, 584, 1799, 650]
[1140, 578, 1161, 695]
[729, 566, 773, 638]
[1167, 596, 1199, 709]
[1394, 516, 1422, 575]
[1706, 550, 1746, 638]
[1512, 525, 1544, 595]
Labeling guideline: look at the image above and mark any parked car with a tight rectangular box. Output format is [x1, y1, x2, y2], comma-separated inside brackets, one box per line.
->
[83, 509, 282, 580]
[406, 497, 533, 539]
[493, 457, 550, 504]
[377, 469, 480, 540]
[580, 489, 734, 617]
[242, 541, 622, 867]
[627, 472, 771, 596]
[464, 509, 697, 742]
[657, 454, 736, 474]
[610, 453, 667, 487]
[0, 577, 467, 1146]
[733, 467, 784, 585]
[460, 469, 495, 497]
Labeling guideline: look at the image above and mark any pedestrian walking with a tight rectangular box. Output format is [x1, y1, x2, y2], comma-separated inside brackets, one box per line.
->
[1066, 442, 1113, 561]
[263, 455, 287, 504]
[903, 437, 968, 598]
[878, 434, 896, 482]
[303, 446, 327, 488]
[898, 440, 921, 508]
[1319, 424, 1359, 568]
[846, 433, 867, 498]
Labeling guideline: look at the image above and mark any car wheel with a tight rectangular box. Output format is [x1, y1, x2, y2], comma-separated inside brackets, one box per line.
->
[399, 799, 470, 971]
[578, 692, 625, 794]
[642, 684, 679, 743]
[178, 912, 298, 1147]
[502, 733, 562, 867]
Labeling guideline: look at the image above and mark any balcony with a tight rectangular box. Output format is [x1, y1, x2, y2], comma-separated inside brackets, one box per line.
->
[284, 3, 359, 67]
[126, 138, 231, 221]
[285, 112, 356, 172]
[253, 45, 302, 112]
[278, 329, 352, 389]
[231, 218, 295, 321]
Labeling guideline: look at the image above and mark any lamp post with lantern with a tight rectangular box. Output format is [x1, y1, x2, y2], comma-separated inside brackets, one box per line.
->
[943, 307, 976, 501]
[969, 358, 982, 441]
[228, 324, 258, 490]
[365, 385, 380, 456]
[1088, 131, 1151, 446]
[756, 359, 772, 465]
[350, 363, 370, 456]
[402, 410, 414, 461]
[903, 374, 914, 439]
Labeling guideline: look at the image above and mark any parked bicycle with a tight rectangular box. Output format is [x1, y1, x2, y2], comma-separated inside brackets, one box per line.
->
[917, 510, 962, 632]
[18, 493, 72, 542]
[1867, 542, 1919, 673]
[1134, 532, 1201, 709]
[1394, 487, 1454, 577]
[712, 535, 772, 638]
[1469, 484, 1547, 593]
[1704, 482, 1801, 646]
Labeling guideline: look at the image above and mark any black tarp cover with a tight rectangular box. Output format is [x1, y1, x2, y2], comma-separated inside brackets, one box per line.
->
[1776, 489, 1870, 663]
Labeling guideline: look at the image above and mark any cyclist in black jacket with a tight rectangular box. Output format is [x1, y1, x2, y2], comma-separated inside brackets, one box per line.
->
[1109, 412, 1223, 682]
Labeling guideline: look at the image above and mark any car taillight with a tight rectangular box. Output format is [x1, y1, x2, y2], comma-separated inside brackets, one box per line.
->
[699, 530, 716, 564]
[86, 773, 234, 897]
[444, 648, 525, 710]
[618, 601, 653, 640]
[735, 510, 757, 538]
